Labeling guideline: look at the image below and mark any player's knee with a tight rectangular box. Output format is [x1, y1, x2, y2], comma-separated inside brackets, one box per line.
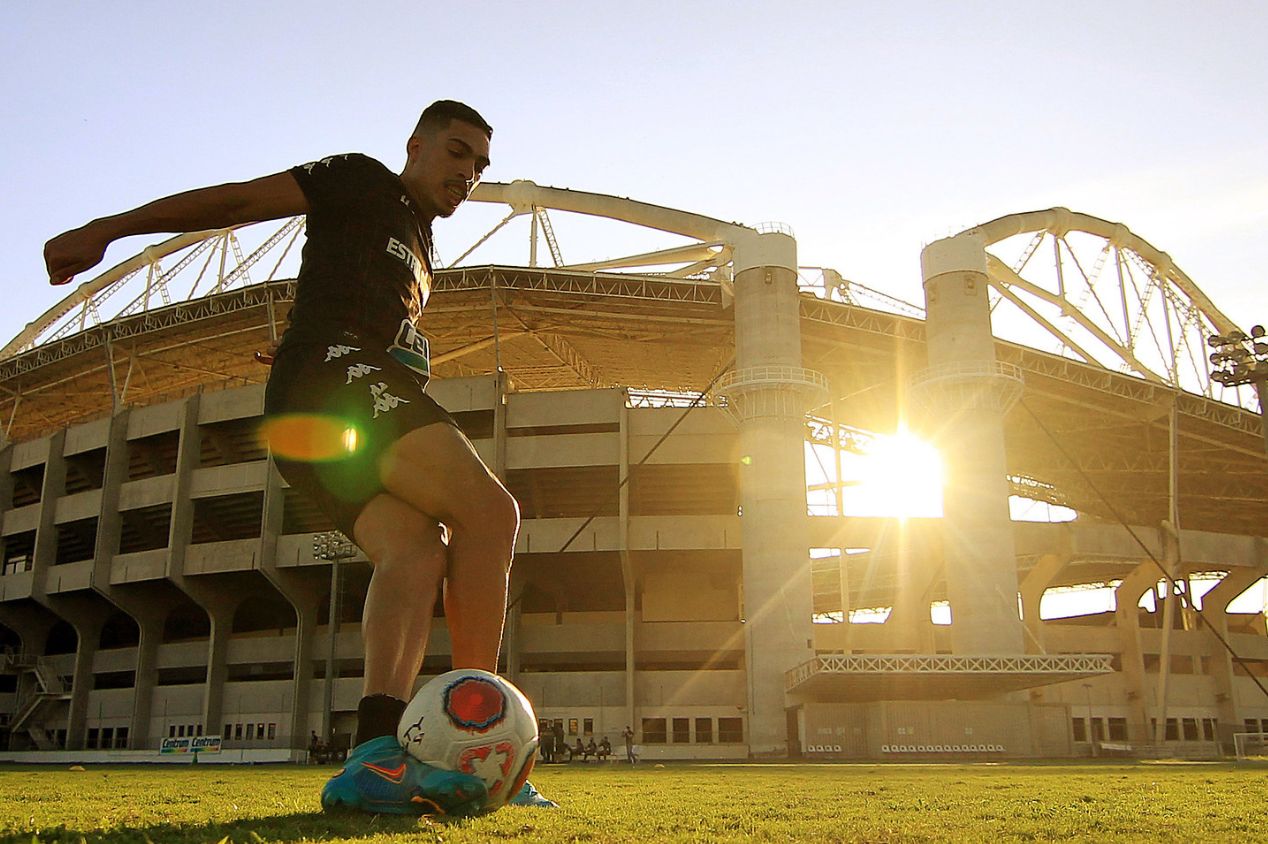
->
[481, 484, 519, 549]
[358, 506, 445, 570]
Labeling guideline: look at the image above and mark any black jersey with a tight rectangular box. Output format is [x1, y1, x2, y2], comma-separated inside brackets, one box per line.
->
[283, 153, 433, 349]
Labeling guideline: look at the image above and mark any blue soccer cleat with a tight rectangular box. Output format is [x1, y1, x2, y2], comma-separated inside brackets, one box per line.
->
[321, 735, 489, 816]
[508, 780, 558, 808]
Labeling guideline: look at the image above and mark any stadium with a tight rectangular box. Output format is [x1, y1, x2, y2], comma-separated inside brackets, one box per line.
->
[0, 181, 1265, 766]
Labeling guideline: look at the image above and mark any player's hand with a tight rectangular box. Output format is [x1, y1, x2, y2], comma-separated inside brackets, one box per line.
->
[44, 222, 110, 285]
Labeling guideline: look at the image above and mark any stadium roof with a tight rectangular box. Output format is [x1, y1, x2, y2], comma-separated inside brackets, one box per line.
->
[4, 186, 1264, 537]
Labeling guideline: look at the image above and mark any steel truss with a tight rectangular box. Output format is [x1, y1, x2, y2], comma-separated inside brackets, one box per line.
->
[786, 653, 1115, 692]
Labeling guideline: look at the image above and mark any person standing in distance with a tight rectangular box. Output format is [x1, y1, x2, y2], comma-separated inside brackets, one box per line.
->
[44, 100, 554, 814]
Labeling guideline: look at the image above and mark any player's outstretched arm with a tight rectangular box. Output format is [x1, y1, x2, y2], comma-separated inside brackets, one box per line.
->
[44, 171, 310, 285]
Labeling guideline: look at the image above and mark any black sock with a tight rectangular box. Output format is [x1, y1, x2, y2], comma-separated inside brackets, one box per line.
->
[354, 694, 408, 747]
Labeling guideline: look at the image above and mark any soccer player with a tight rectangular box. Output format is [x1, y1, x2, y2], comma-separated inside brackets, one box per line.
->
[44, 100, 552, 815]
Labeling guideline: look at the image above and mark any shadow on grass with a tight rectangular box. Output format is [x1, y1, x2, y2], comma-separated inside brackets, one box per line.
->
[0, 809, 475, 843]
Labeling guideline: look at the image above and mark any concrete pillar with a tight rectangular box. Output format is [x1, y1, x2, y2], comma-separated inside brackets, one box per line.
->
[166, 393, 238, 737]
[64, 619, 101, 749]
[1019, 553, 1071, 656]
[259, 455, 320, 751]
[915, 234, 1025, 654]
[1202, 566, 1266, 741]
[88, 408, 166, 748]
[494, 371, 519, 682]
[1114, 561, 1160, 743]
[729, 229, 824, 756]
[30, 432, 66, 596]
[882, 524, 941, 651]
[130, 617, 162, 748]
[618, 403, 636, 731]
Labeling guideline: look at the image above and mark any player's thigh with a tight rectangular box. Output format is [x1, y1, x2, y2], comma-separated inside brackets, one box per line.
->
[353, 493, 447, 577]
[377, 421, 517, 531]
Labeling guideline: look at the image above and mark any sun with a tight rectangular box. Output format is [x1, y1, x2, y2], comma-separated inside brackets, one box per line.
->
[841, 430, 944, 518]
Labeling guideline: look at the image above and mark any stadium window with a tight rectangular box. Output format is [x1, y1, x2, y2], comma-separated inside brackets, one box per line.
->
[672, 718, 690, 743]
[234, 723, 243, 741]
[583, 718, 593, 736]
[642, 718, 668, 744]
[1165, 719, 1179, 740]
[1091, 718, 1105, 742]
[246, 723, 256, 740]
[718, 717, 743, 743]
[196, 723, 203, 735]
[169, 725, 177, 738]
[87, 728, 99, 749]
[101, 727, 114, 749]
[1245, 719, 1258, 733]
[257, 723, 265, 740]
[1182, 718, 1199, 741]
[116, 727, 128, 749]
[224, 724, 232, 739]
[55, 729, 67, 749]
[1108, 718, 1127, 741]
[1262, 719, 1268, 733]
[1072, 718, 1087, 742]
[1203, 719, 1218, 741]
[695, 717, 713, 744]
[178, 724, 185, 737]
[267, 723, 276, 740]
[568, 718, 579, 736]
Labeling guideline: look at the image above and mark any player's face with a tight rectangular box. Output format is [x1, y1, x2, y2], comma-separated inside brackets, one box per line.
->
[405, 119, 491, 221]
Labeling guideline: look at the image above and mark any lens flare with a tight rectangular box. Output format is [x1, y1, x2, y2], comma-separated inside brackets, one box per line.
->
[260, 414, 362, 462]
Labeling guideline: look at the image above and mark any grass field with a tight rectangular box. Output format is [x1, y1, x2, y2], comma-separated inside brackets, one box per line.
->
[1, 760, 1265, 843]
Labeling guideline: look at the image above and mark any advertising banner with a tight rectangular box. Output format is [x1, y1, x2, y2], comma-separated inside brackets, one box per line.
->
[159, 735, 222, 754]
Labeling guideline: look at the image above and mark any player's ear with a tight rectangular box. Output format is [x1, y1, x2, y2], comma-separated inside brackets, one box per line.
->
[405, 134, 423, 162]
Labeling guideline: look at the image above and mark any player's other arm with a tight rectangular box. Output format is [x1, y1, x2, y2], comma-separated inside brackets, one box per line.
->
[45, 171, 310, 285]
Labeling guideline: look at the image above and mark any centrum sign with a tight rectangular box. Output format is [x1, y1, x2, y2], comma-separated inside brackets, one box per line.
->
[159, 735, 222, 754]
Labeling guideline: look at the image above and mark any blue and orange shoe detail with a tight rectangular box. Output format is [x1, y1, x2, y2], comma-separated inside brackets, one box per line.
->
[320, 735, 489, 816]
[508, 780, 558, 809]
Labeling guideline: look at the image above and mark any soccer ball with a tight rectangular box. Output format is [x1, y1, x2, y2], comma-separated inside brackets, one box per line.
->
[397, 669, 539, 808]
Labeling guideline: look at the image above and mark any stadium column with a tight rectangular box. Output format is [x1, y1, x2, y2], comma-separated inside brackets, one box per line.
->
[619, 402, 635, 731]
[89, 408, 167, 749]
[1114, 560, 1162, 744]
[166, 394, 238, 739]
[885, 527, 941, 652]
[0, 446, 62, 661]
[493, 369, 521, 681]
[730, 228, 823, 757]
[1199, 566, 1264, 741]
[259, 452, 321, 753]
[916, 234, 1025, 655]
[30, 430, 111, 750]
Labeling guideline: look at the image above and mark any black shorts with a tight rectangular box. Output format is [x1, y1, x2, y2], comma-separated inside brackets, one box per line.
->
[263, 329, 458, 539]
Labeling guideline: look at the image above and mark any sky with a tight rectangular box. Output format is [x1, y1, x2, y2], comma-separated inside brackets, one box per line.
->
[3, 1, 1267, 350]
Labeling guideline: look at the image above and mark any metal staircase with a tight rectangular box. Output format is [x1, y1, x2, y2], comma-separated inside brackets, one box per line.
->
[3, 652, 70, 749]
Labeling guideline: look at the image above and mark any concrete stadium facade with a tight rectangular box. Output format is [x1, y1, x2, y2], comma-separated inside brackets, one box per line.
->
[1, 195, 1266, 763]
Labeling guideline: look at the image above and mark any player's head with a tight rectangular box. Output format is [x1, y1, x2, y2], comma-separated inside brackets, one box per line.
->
[402, 100, 492, 221]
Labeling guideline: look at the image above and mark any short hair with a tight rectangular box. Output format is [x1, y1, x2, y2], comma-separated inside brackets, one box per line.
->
[413, 100, 492, 139]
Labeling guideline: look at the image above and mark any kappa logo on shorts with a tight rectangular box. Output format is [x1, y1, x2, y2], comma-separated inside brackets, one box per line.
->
[346, 362, 381, 384]
[369, 382, 409, 418]
[325, 344, 360, 362]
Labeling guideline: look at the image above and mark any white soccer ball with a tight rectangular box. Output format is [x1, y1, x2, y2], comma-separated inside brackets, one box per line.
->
[397, 668, 539, 808]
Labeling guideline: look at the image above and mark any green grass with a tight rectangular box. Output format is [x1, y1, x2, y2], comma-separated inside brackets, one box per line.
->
[1, 761, 1265, 843]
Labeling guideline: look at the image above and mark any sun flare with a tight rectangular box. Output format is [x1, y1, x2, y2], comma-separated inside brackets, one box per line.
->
[842, 430, 944, 518]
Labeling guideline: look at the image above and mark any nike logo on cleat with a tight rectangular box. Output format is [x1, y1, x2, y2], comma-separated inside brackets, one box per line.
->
[361, 761, 407, 783]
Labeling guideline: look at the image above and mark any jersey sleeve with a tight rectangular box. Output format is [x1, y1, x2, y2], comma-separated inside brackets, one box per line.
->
[288, 153, 385, 214]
